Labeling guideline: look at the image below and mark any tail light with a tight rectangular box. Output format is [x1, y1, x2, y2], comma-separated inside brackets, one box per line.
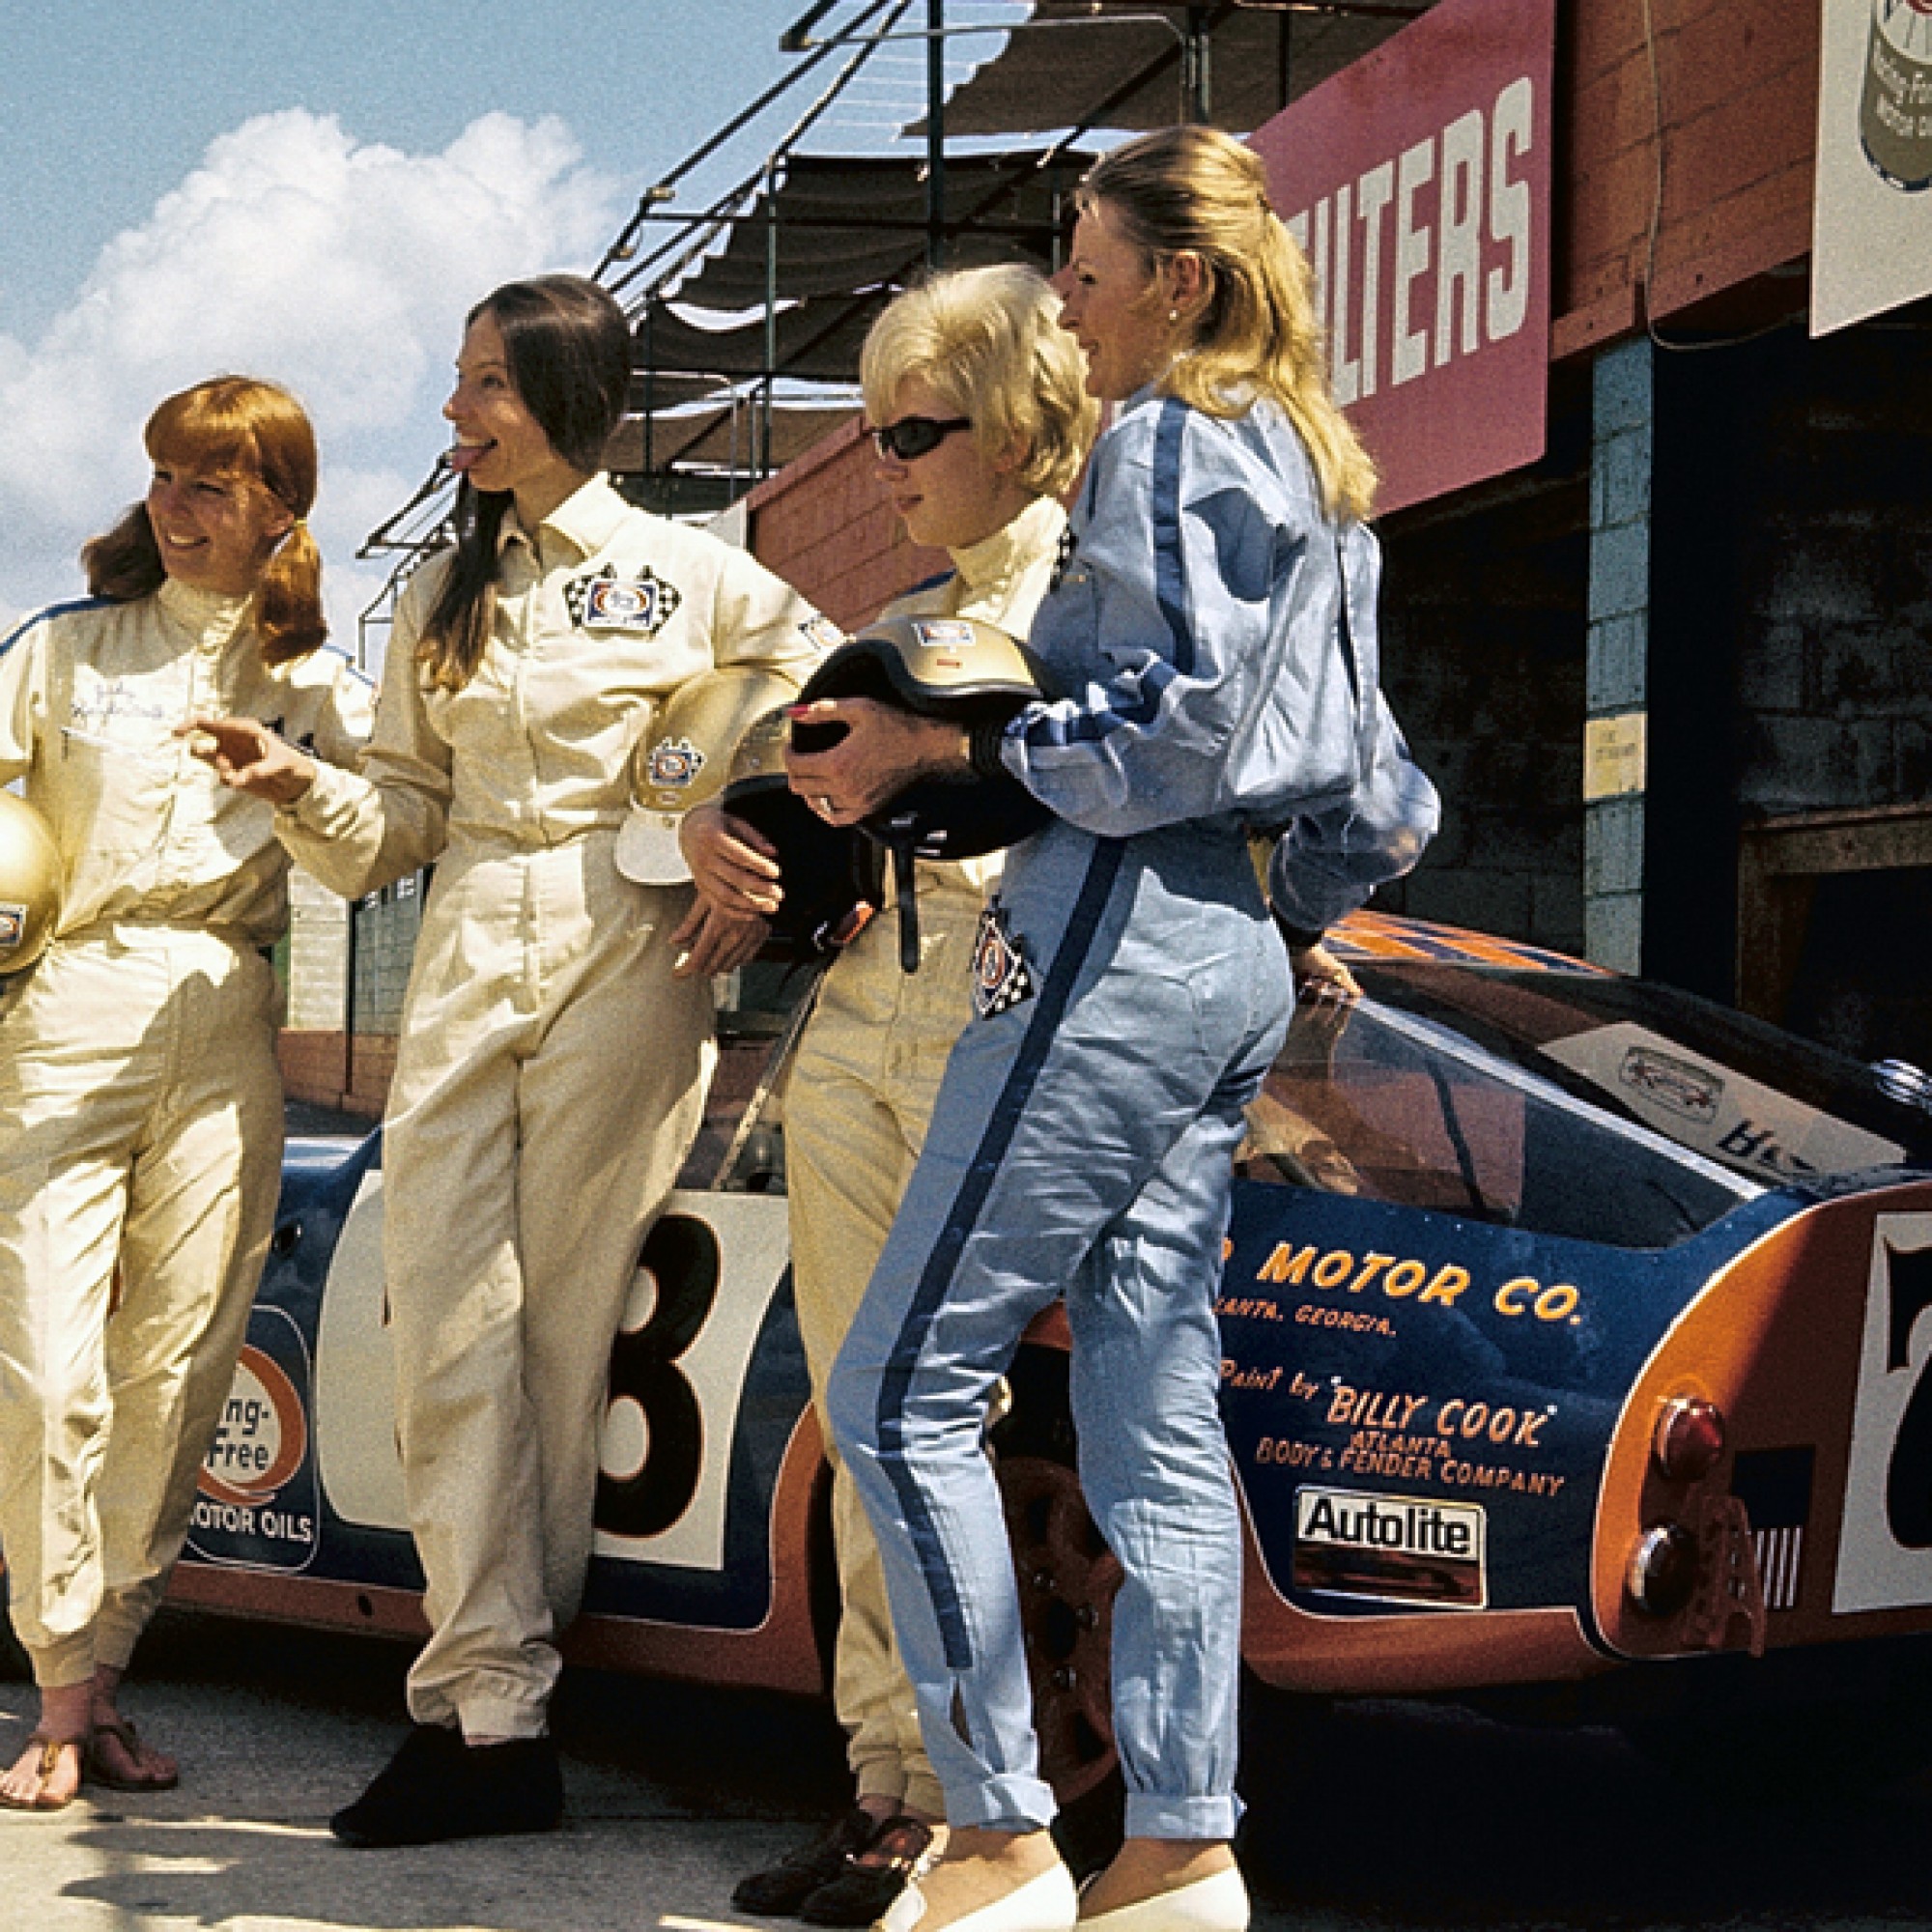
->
[1653, 1396, 1725, 1482]
[1627, 1522, 1699, 1616]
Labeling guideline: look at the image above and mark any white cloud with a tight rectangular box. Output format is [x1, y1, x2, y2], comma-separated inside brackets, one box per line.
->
[0, 108, 624, 654]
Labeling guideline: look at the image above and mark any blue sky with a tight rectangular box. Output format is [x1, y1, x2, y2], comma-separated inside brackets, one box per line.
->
[0, 1, 1019, 644]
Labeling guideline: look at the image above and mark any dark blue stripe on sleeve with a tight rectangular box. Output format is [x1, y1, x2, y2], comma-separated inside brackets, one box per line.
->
[1151, 398, 1192, 674]
[0, 598, 110, 660]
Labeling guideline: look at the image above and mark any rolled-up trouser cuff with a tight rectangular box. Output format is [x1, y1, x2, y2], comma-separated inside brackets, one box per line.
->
[853, 1759, 909, 1808]
[25, 1637, 98, 1691]
[946, 1769, 1057, 1833]
[452, 1695, 550, 1744]
[90, 1613, 142, 1678]
[903, 1769, 947, 1821]
[1122, 1792, 1243, 1841]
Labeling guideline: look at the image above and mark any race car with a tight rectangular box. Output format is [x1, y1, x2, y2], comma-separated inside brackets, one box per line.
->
[169, 911, 1932, 1799]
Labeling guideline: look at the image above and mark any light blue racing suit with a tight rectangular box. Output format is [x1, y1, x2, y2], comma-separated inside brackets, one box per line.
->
[827, 386, 1438, 1837]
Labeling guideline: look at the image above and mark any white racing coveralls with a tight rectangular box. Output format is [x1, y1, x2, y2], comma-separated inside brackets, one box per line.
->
[828, 390, 1438, 1835]
[0, 583, 371, 1688]
[275, 475, 827, 1740]
[785, 493, 1065, 1821]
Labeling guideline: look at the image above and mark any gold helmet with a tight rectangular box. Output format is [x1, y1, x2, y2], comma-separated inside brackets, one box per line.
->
[0, 789, 61, 975]
[614, 664, 807, 886]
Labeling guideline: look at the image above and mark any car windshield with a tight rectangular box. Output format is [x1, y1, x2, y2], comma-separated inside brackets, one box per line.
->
[1236, 963, 1932, 1251]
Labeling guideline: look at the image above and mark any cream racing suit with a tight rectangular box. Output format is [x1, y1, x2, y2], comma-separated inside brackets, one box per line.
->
[0, 582, 371, 1689]
[784, 493, 1065, 1820]
[275, 475, 828, 1740]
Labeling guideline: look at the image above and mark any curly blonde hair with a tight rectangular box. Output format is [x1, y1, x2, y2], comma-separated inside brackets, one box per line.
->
[862, 263, 1097, 502]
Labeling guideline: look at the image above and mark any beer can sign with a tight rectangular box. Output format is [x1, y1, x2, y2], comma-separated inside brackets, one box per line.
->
[1861, 0, 1932, 192]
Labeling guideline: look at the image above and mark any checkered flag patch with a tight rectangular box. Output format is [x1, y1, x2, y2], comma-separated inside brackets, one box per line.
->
[973, 899, 1035, 1020]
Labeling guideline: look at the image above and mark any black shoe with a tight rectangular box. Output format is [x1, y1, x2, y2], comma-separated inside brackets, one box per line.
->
[732, 1806, 883, 1916]
[799, 1814, 936, 1926]
[330, 1727, 563, 1848]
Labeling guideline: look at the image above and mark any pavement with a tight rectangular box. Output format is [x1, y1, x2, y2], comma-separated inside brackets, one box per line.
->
[0, 1608, 860, 1932]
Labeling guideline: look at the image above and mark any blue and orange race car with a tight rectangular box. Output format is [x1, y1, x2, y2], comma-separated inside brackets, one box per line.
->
[173, 912, 1932, 1797]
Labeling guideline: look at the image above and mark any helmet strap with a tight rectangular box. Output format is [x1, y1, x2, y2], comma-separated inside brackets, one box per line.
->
[890, 836, 923, 975]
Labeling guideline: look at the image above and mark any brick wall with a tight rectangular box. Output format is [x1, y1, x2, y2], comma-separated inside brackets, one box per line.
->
[1556, 0, 1816, 357]
[277, 1030, 394, 1118]
[746, 416, 948, 629]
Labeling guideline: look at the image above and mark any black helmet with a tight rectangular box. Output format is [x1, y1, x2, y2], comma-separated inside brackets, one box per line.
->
[793, 613, 1052, 972]
[720, 710, 884, 963]
[799, 612, 1052, 864]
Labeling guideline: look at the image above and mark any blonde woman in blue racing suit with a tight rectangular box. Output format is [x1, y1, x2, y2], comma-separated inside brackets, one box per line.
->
[679, 264, 1096, 1927]
[787, 128, 1438, 1932]
[0, 377, 369, 1810]
[190, 276, 829, 1848]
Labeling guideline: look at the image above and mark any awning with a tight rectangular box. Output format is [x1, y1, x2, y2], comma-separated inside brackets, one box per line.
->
[920, 1, 1435, 138]
[646, 146, 1094, 317]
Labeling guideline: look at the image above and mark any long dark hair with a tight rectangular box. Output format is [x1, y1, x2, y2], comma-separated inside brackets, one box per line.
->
[81, 376, 328, 667]
[420, 274, 632, 691]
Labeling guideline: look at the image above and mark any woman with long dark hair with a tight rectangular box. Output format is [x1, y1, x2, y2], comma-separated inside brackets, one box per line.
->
[0, 376, 367, 1809]
[786, 129, 1437, 1931]
[192, 274, 830, 1846]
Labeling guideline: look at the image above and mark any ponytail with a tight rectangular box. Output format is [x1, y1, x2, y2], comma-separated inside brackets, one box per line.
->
[256, 518, 328, 666]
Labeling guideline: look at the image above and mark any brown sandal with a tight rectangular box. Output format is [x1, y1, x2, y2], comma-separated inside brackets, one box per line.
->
[0, 1733, 83, 1811]
[85, 1716, 179, 1793]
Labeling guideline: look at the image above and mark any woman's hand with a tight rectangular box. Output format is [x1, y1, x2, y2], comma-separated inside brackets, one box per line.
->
[1289, 940, 1362, 1006]
[180, 714, 318, 806]
[669, 898, 770, 980]
[681, 803, 782, 917]
[783, 696, 970, 825]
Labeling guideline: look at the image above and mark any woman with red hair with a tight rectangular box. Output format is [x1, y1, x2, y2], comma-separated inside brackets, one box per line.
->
[0, 376, 370, 1809]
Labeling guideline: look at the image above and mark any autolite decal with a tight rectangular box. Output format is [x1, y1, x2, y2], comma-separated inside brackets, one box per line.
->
[1293, 1485, 1488, 1608]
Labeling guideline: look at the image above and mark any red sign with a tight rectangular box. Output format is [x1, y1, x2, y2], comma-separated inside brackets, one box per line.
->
[1248, 0, 1556, 516]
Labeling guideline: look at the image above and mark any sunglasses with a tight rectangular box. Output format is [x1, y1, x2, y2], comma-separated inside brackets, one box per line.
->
[870, 415, 971, 462]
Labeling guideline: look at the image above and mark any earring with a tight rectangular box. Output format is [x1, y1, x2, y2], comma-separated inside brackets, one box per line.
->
[1168, 307, 1180, 325]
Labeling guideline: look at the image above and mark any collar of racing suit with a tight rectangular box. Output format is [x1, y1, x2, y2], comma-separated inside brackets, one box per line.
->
[945, 494, 1065, 623]
[156, 577, 254, 657]
[494, 471, 637, 569]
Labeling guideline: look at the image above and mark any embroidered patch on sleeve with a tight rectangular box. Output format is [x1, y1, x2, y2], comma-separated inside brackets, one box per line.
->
[972, 897, 1036, 1020]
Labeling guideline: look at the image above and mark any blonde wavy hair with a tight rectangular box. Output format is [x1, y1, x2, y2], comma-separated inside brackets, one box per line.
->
[1080, 126, 1377, 523]
[862, 263, 1098, 502]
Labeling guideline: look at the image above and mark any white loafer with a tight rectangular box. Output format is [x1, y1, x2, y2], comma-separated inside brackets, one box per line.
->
[1075, 1865, 1250, 1932]
[875, 1860, 1079, 1932]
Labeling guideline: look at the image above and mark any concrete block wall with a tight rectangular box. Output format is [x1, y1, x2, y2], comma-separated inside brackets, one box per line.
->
[1583, 336, 1653, 973]
[1378, 467, 1590, 955]
[284, 868, 347, 1031]
[1732, 315, 1932, 818]
[350, 878, 426, 1036]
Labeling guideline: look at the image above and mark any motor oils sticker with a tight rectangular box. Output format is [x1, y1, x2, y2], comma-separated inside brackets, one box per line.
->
[187, 1303, 318, 1572]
